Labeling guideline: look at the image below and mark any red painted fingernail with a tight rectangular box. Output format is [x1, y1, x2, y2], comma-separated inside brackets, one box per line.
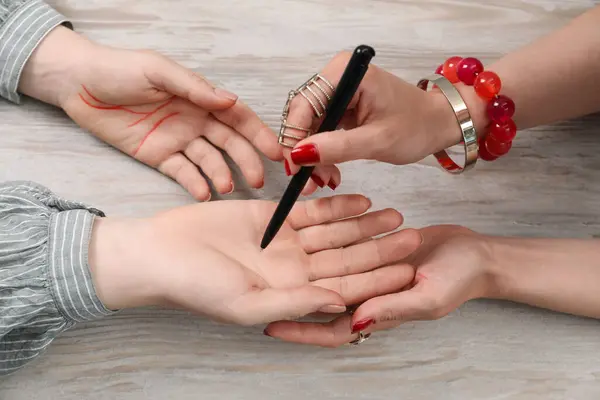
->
[351, 318, 374, 334]
[291, 144, 320, 165]
[263, 329, 272, 337]
[284, 159, 291, 176]
[311, 174, 325, 188]
[327, 180, 338, 190]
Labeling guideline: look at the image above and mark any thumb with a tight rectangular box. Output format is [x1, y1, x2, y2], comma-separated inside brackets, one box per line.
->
[231, 286, 346, 326]
[290, 125, 381, 166]
[145, 54, 239, 110]
[350, 286, 442, 332]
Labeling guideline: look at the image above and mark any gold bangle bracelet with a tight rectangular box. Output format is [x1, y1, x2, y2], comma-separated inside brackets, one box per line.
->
[417, 74, 478, 174]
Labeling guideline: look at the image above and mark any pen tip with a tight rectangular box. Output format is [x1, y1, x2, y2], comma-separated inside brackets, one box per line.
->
[260, 237, 269, 250]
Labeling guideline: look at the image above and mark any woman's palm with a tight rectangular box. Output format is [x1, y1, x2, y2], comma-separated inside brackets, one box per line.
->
[147, 196, 422, 325]
[61, 46, 282, 200]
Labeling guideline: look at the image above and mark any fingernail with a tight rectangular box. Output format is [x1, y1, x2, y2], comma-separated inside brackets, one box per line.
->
[214, 87, 238, 102]
[226, 182, 235, 194]
[311, 174, 325, 188]
[284, 159, 291, 176]
[419, 231, 425, 244]
[291, 144, 320, 165]
[351, 318, 374, 334]
[318, 304, 347, 314]
[263, 329, 272, 337]
[327, 180, 338, 191]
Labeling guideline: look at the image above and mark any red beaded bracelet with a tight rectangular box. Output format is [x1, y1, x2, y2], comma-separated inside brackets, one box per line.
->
[435, 57, 517, 162]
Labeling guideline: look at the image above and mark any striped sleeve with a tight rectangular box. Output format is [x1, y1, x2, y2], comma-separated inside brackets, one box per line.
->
[0, 0, 72, 103]
[0, 181, 115, 376]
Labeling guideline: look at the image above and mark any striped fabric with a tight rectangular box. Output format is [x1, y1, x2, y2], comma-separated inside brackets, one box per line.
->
[0, 181, 114, 375]
[0, 0, 72, 103]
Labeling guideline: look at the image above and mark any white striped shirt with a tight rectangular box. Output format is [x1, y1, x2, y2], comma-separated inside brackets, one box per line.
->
[0, 0, 72, 103]
[0, 181, 115, 375]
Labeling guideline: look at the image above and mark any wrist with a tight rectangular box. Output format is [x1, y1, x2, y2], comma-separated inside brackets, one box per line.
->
[88, 216, 162, 310]
[483, 236, 526, 301]
[426, 83, 490, 153]
[18, 26, 96, 108]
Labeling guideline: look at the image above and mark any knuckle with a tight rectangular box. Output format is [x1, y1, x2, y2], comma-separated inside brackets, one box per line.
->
[332, 51, 352, 66]
[371, 130, 395, 159]
[166, 157, 185, 177]
[305, 198, 322, 221]
[378, 307, 400, 324]
[337, 133, 355, 156]
[338, 275, 350, 298]
[289, 95, 312, 117]
[313, 196, 336, 221]
[226, 110, 243, 129]
[324, 222, 338, 249]
[354, 215, 368, 238]
[188, 70, 208, 85]
[421, 296, 445, 320]
[138, 48, 161, 58]
[231, 313, 256, 326]
[370, 269, 387, 297]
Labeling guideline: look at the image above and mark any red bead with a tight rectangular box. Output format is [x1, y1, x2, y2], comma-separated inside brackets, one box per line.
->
[456, 57, 484, 85]
[489, 119, 517, 143]
[478, 138, 497, 161]
[474, 71, 502, 100]
[442, 56, 462, 83]
[435, 64, 443, 75]
[485, 136, 512, 157]
[487, 95, 515, 124]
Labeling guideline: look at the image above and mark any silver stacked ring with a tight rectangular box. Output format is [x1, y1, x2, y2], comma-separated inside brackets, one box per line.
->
[278, 74, 335, 148]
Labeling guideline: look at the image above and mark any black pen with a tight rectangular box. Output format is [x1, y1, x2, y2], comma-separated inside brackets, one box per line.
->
[260, 45, 376, 249]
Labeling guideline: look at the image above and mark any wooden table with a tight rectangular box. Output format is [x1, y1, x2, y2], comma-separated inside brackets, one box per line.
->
[2, 1, 600, 398]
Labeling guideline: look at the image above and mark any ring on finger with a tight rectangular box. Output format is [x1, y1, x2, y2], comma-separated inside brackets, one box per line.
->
[277, 74, 335, 148]
[348, 331, 371, 346]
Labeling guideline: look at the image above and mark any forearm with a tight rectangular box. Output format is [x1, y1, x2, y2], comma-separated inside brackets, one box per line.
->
[488, 6, 600, 130]
[488, 236, 600, 319]
[88, 216, 160, 311]
[0, 181, 116, 375]
[436, 5, 600, 148]
[18, 25, 92, 107]
[0, 0, 73, 104]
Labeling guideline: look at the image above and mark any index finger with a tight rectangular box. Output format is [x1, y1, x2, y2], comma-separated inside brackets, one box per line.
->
[282, 52, 364, 171]
[287, 194, 372, 230]
[212, 101, 284, 162]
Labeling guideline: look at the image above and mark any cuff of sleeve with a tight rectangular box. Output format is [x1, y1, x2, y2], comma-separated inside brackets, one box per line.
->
[48, 209, 116, 323]
[0, 0, 72, 103]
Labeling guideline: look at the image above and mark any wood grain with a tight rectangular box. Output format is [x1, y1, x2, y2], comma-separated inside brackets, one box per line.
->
[1, 0, 600, 398]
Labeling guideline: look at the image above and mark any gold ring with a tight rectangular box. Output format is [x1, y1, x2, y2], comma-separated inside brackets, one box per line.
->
[417, 74, 478, 173]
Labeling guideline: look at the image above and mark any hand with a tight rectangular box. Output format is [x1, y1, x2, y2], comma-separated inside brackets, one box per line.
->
[281, 51, 481, 194]
[89, 195, 422, 326]
[264, 224, 494, 346]
[19, 26, 283, 201]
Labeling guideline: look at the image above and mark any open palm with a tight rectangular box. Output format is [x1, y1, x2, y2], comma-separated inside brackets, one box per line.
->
[142, 195, 422, 325]
[60, 45, 282, 200]
[264, 224, 490, 346]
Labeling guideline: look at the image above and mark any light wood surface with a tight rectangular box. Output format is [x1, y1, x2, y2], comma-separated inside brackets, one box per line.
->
[2, 0, 600, 398]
